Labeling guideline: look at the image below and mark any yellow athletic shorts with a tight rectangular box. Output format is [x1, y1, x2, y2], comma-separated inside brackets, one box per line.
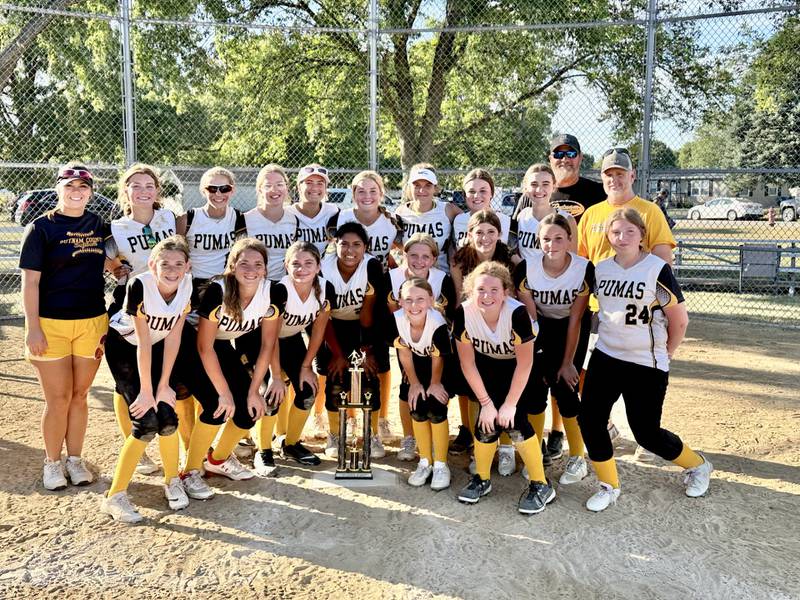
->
[26, 314, 109, 361]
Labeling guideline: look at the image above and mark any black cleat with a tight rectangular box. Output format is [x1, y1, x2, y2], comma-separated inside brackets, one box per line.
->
[457, 474, 492, 504]
[282, 442, 322, 466]
[546, 430, 564, 461]
[541, 439, 552, 467]
[449, 425, 474, 455]
[518, 479, 556, 514]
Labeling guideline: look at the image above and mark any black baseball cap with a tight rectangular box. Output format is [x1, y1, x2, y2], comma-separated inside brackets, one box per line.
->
[550, 134, 581, 153]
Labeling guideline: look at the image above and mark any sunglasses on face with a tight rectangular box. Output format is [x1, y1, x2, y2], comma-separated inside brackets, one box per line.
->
[602, 147, 630, 157]
[142, 225, 157, 249]
[552, 150, 579, 159]
[206, 184, 233, 194]
[301, 166, 328, 176]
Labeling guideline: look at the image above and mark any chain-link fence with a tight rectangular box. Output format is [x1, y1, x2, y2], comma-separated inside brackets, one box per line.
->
[1, 0, 798, 324]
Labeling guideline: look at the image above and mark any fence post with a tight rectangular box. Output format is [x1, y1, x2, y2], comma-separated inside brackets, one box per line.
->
[120, 0, 136, 166]
[638, 0, 657, 197]
[368, 0, 378, 171]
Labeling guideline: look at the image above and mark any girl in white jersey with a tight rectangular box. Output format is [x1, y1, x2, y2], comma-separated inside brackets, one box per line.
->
[177, 167, 246, 306]
[245, 164, 301, 281]
[514, 213, 592, 486]
[385, 233, 457, 461]
[453, 262, 554, 515]
[179, 238, 285, 500]
[336, 171, 400, 441]
[579, 208, 713, 512]
[106, 164, 181, 475]
[452, 169, 514, 250]
[286, 163, 340, 254]
[101, 236, 193, 523]
[395, 164, 461, 272]
[318, 222, 387, 459]
[254, 242, 336, 474]
[387, 278, 455, 491]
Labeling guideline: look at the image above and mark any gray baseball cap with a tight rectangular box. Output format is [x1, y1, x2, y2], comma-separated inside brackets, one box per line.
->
[550, 134, 581, 153]
[601, 148, 634, 172]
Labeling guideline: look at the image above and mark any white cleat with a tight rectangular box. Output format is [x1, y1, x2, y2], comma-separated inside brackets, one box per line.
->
[683, 453, 713, 498]
[559, 456, 589, 485]
[586, 482, 621, 512]
[163, 476, 190, 510]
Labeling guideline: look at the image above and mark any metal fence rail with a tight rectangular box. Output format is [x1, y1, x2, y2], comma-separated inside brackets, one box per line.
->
[0, 0, 798, 324]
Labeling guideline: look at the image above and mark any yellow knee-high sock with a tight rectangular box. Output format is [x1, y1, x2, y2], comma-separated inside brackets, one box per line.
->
[158, 432, 180, 483]
[672, 443, 703, 469]
[593, 458, 620, 489]
[113, 392, 132, 439]
[516, 435, 546, 483]
[562, 416, 584, 457]
[328, 410, 340, 436]
[474, 440, 497, 481]
[379, 371, 391, 419]
[459, 395, 472, 434]
[275, 394, 292, 437]
[411, 420, 433, 462]
[313, 377, 326, 415]
[370, 410, 380, 434]
[108, 436, 147, 497]
[399, 399, 413, 437]
[431, 420, 450, 464]
[212, 422, 249, 462]
[174, 397, 196, 452]
[528, 412, 546, 444]
[184, 421, 219, 473]
[258, 414, 279, 451]
[467, 400, 479, 436]
[286, 405, 311, 446]
[499, 433, 512, 445]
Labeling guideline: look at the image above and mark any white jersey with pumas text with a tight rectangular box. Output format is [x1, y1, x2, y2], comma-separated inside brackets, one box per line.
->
[388, 267, 445, 304]
[337, 208, 399, 271]
[278, 275, 333, 339]
[453, 211, 511, 248]
[244, 208, 301, 280]
[395, 201, 452, 271]
[186, 206, 241, 279]
[109, 271, 193, 345]
[518, 251, 592, 320]
[458, 297, 533, 360]
[516, 208, 570, 263]
[393, 308, 448, 357]
[110, 209, 177, 277]
[199, 278, 281, 341]
[286, 202, 339, 255]
[593, 253, 684, 372]
[321, 252, 378, 321]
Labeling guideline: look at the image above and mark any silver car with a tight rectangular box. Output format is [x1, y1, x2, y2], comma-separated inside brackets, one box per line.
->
[688, 198, 763, 221]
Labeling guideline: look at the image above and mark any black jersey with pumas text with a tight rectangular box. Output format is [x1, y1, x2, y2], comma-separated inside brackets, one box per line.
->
[197, 278, 286, 341]
[453, 298, 535, 360]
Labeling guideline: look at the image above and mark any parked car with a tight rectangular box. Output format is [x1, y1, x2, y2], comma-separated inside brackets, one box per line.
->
[687, 198, 763, 221]
[440, 189, 466, 211]
[497, 192, 521, 216]
[779, 196, 800, 222]
[15, 189, 122, 226]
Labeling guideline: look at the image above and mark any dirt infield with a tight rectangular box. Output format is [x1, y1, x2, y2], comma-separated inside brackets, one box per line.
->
[0, 318, 798, 599]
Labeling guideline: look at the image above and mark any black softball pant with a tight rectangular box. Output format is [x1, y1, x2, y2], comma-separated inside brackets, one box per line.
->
[578, 349, 684, 463]
[471, 355, 535, 444]
[398, 352, 455, 424]
[104, 328, 180, 442]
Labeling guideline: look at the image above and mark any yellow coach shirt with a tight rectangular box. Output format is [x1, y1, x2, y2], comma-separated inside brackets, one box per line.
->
[578, 195, 676, 311]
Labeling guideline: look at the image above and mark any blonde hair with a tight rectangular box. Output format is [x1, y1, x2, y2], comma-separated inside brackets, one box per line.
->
[150, 234, 190, 263]
[521, 163, 555, 189]
[462, 261, 513, 300]
[605, 207, 647, 242]
[118, 163, 162, 215]
[403, 232, 439, 258]
[402, 162, 441, 204]
[399, 276, 433, 299]
[218, 237, 268, 323]
[256, 163, 289, 192]
[199, 167, 235, 193]
[462, 168, 495, 197]
[351, 170, 400, 229]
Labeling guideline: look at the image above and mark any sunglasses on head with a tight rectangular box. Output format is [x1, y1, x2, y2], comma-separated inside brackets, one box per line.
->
[206, 184, 233, 194]
[301, 166, 328, 176]
[602, 147, 630, 157]
[58, 168, 94, 182]
[552, 149, 579, 159]
[142, 225, 157, 249]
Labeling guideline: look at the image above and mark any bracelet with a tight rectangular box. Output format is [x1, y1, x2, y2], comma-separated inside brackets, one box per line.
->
[301, 364, 312, 369]
[477, 395, 492, 407]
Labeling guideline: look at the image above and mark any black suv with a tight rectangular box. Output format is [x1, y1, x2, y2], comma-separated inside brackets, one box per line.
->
[15, 189, 122, 226]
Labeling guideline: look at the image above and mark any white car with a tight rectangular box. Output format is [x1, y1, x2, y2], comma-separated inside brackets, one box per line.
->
[688, 198, 763, 221]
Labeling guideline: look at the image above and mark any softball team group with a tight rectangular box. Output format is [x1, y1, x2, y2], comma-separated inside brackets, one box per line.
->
[19, 150, 714, 524]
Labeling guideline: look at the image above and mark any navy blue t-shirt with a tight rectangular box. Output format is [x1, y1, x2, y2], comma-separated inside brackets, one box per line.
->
[19, 211, 109, 319]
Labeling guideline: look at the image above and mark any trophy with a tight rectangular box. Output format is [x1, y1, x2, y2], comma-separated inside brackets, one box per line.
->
[335, 350, 374, 480]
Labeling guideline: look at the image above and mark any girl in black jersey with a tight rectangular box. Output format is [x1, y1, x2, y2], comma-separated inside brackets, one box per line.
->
[389, 278, 455, 490]
[319, 222, 386, 459]
[101, 236, 193, 523]
[179, 238, 285, 500]
[254, 242, 334, 474]
[176, 167, 246, 307]
[579, 208, 712, 512]
[386, 233, 457, 461]
[453, 262, 554, 514]
[514, 213, 592, 485]
[20, 163, 109, 491]
[451, 210, 517, 472]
